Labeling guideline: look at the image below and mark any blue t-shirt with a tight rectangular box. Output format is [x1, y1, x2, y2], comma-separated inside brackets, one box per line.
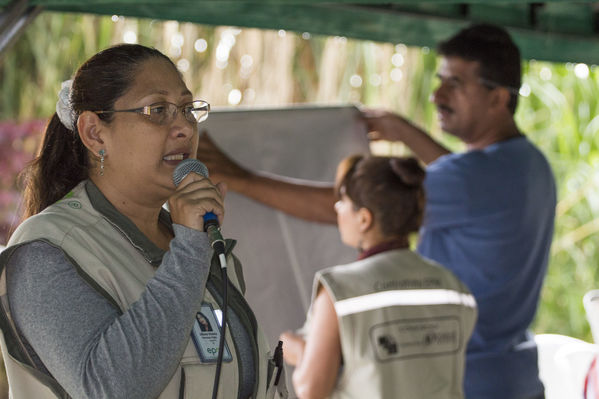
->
[418, 136, 556, 399]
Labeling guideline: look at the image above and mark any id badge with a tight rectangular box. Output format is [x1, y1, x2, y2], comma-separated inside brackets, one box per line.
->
[191, 303, 233, 363]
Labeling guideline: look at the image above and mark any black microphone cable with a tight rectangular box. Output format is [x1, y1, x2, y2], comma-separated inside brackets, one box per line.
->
[211, 250, 227, 399]
[206, 218, 227, 399]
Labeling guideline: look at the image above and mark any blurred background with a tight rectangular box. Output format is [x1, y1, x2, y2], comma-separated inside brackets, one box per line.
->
[0, 11, 598, 398]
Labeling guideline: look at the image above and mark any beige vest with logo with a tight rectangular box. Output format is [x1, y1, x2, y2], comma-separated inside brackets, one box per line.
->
[312, 249, 477, 399]
[0, 181, 281, 399]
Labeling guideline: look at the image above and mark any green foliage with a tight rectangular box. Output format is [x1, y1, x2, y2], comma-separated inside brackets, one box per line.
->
[0, 13, 117, 119]
[517, 61, 599, 341]
[408, 48, 438, 131]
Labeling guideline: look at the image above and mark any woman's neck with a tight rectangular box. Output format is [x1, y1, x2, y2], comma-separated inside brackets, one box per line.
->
[126, 207, 173, 252]
[91, 177, 172, 250]
[359, 228, 409, 252]
[358, 237, 410, 260]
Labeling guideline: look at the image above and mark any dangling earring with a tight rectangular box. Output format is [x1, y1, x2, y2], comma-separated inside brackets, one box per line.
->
[99, 149, 105, 176]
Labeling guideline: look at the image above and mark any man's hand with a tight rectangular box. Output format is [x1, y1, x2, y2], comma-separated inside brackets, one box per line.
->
[195, 130, 337, 223]
[196, 131, 250, 188]
[362, 108, 416, 142]
[361, 108, 451, 164]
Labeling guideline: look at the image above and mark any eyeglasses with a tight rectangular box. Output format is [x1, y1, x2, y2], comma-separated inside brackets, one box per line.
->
[95, 100, 210, 125]
[478, 78, 520, 95]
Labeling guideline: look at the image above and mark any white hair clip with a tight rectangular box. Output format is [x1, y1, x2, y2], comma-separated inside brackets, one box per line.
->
[56, 79, 75, 131]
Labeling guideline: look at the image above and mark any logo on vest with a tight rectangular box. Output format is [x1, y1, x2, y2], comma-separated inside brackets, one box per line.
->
[373, 277, 441, 291]
[377, 335, 398, 355]
[370, 316, 460, 362]
[67, 200, 82, 209]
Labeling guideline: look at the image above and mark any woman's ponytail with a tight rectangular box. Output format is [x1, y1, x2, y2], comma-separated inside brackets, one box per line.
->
[20, 113, 88, 220]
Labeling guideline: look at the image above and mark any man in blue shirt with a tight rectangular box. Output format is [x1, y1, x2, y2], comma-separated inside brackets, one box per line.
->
[363, 24, 556, 398]
[198, 24, 555, 399]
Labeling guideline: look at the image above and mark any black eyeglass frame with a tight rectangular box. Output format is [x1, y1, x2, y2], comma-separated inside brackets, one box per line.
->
[94, 100, 210, 125]
[478, 78, 520, 96]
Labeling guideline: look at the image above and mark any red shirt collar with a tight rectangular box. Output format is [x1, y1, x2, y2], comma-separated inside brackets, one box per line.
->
[358, 240, 408, 260]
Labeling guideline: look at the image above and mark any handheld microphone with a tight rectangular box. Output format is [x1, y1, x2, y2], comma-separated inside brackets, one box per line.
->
[172, 158, 226, 257]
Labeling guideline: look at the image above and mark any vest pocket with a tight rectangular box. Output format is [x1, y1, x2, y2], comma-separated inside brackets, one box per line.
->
[181, 362, 239, 399]
[180, 339, 204, 365]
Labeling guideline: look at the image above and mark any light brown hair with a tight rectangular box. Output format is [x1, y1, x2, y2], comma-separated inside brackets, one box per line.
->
[336, 155, 426, 236]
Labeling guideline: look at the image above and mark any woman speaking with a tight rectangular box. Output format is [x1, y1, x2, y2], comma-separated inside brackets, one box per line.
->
[0, 44, 282, 399]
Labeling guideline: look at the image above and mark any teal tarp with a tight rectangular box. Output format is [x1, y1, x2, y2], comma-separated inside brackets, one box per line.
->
[2, 1, 599, 64]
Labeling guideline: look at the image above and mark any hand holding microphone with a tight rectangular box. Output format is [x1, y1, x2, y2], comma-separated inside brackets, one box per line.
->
[170, 158, 227, 255]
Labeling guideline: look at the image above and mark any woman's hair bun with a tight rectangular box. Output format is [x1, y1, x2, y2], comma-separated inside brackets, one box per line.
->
[389, 157, 425, 187]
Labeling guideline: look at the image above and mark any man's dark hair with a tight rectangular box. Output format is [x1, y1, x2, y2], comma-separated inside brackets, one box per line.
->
[438, 24, 521, 114]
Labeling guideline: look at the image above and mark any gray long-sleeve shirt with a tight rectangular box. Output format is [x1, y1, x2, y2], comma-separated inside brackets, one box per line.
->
[7, 222, 256, 399]
[6, 225, 212, 398]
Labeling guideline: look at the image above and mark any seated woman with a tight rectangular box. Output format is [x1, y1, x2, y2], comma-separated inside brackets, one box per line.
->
[280, 155, 477, 399]
[0, 44, 283, 399]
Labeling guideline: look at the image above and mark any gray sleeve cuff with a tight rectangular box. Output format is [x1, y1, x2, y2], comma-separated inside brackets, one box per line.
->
[171, 224, 211, 255]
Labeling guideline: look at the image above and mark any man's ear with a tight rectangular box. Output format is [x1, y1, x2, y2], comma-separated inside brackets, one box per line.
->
[492, 87, 512, 113]
[77, 111, 106, 154]
[358, 207, 374, 233]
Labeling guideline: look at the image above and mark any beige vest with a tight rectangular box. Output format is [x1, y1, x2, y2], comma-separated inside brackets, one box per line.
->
[312, 249, 477, 399]
[0, 181, 284, 399]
